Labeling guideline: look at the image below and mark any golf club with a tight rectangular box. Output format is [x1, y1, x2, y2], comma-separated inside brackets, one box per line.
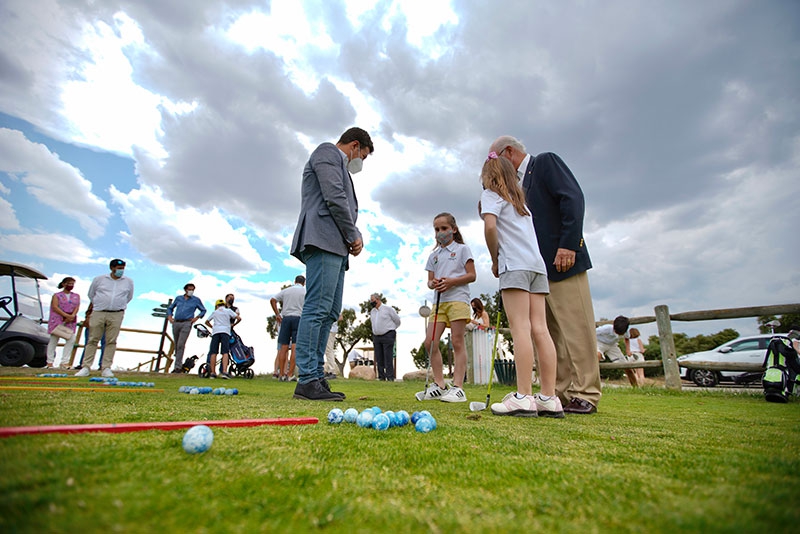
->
[469, 303, 503, 412]
[415, 290, 441, 401]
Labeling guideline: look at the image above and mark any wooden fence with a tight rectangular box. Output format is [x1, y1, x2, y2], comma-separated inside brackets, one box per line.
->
[58, 323, 175, 372]
[468, 303, 800, 389]
[600, 303, 800, 390]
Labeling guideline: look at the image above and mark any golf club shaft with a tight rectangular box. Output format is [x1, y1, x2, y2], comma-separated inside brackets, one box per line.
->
[424, 291, 441, 392]
[485, 308, 502, 405]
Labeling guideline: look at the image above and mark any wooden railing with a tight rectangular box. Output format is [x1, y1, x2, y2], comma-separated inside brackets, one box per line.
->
[59, 323, 175, 372]
[599, 303, 800, 390]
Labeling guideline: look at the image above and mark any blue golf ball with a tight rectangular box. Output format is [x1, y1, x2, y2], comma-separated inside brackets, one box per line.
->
[343, 408, 358, 423]
[395, 410, 410, 427]
[189, 388, 199, 395]
[179, 386, 187, 393]
[327, 408, 345, 424]
[415, 417, 434, 433]
[182, 425, 214, 454]
[370, 406, 382, 415]
[356, 410, 374, 428]
[224, 389, 235, 396]
[423, 414, 437, 430]
[372, 413, 390, 431]
[384, 410, 396, 427]
[411, 411, 423, 424]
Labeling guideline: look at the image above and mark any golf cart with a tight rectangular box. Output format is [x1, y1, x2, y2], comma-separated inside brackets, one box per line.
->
[0, 261, 50, 367]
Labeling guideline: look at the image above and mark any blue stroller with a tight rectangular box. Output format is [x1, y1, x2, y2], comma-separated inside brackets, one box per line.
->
[193, 324, 255, 379]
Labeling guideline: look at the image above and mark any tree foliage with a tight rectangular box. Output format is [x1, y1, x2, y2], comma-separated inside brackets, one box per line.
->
[757, 314, 800, 334]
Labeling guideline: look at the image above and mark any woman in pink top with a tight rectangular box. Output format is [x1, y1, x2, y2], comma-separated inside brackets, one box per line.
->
[47, 277, 80, 367]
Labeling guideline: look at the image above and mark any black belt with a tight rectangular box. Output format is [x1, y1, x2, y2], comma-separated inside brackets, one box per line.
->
[101, 309, 125, 313]
[173, 319, 191, 322]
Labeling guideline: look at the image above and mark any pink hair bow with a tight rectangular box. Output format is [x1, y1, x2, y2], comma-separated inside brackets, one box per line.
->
[486, 151, 498, 161]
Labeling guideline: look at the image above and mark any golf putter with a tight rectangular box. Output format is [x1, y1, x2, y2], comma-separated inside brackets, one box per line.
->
[469, 307, 502, 412]
[415, 290, 441, 401]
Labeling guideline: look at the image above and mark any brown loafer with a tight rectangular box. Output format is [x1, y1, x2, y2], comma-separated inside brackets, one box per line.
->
[563, 397, 597, 414]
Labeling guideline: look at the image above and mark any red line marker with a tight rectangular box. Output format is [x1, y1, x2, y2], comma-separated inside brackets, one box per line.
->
[0, 417, 319, 438]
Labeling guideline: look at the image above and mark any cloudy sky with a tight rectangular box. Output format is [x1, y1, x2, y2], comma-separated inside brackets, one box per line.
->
[1, 0, 798, 376]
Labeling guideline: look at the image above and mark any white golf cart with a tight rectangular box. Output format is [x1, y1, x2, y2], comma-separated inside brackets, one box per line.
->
[0, 261, 50, 367]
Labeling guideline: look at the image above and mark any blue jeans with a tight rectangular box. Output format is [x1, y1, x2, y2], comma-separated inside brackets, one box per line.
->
[295, 247, 347, 384]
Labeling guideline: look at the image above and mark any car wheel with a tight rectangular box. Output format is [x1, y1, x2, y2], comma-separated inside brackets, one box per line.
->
[0, 340, 35, 367]
[691, 369, 719, 387]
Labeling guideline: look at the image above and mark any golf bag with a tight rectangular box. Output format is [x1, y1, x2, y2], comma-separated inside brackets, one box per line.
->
[181, 355, 198, 373]
[762, 336, 800, 403]
[193, 324, 255, 379]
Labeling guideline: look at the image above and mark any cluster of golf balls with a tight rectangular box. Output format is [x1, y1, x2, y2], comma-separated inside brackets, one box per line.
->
[178, 385, 238, 395]
[327, 407, 437, 433]
[89, 377, 155, 387]
[37, 373, 68, 377]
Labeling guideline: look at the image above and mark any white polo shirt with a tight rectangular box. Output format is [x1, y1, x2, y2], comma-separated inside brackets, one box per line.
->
[273, 284, 306, 317]
[480, 189, 546, 276]
[425, 242, 473, 304]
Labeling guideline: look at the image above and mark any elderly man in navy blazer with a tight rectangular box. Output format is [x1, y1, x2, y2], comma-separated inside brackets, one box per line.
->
[490, 136, 601, 414]
[290, 127, 374, 401]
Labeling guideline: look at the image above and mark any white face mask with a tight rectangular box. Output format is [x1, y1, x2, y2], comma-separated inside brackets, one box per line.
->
[186, 290, 194, 297]
[348, 148, 363, 174]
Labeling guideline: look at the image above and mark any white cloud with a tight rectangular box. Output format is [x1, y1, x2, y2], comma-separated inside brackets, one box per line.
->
[0, 232, 98, 264]
[0, 128, 111, 238]
[0, 196, 20, 230]
[108, 184, 271, 273]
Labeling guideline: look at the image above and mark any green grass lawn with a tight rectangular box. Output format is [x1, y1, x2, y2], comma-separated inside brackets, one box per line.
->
[1, 370, 798, 533]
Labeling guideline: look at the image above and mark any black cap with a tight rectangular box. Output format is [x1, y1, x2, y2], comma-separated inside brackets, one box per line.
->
[109, 259, 126, 269]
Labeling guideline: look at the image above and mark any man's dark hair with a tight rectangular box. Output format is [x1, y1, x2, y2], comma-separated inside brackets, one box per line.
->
[613, 315, 630, 335]
[295, 275, 306, 284]
[338, 127, 374, 154]
[184, 283, 195, 291]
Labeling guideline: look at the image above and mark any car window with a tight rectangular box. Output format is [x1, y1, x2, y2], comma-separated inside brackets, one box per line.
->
[729, 339, 761, 352]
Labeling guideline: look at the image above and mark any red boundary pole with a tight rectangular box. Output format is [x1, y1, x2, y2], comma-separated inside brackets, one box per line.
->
[0, 417, 318, 438]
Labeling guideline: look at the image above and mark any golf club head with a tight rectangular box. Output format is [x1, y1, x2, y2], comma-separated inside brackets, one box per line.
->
[469, 401, 487, 412]
[414, 391, 425, 401]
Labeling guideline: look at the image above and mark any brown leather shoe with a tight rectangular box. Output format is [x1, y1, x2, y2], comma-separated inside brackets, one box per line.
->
[563, 397, 597, 414]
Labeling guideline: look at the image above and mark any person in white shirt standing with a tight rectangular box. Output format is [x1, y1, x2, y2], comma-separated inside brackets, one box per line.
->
[75, 259, 134, 378]
[270, 276, 306, 381]
[369, 294, 401, 381]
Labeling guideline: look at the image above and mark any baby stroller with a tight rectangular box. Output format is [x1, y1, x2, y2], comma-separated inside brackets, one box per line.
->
[193, 324, 256, 379]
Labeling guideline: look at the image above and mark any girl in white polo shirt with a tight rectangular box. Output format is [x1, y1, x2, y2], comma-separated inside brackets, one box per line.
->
[416, 212, 476, 403]
[479, 152, 562, 418]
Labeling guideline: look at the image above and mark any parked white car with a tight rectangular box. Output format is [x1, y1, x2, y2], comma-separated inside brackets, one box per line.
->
[678, 334, 774, 387]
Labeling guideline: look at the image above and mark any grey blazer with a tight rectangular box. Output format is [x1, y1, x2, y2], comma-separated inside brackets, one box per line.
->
[290, 142, 361, 266]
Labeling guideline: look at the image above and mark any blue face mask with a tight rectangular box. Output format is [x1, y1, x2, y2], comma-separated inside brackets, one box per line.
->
[114, 269, 125, 277]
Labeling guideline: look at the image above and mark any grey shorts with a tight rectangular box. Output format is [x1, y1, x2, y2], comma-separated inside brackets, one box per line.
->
[499, 270, 550, 294]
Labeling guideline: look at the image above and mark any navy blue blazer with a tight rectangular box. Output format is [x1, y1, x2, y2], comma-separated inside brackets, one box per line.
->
[521, 152, 592, 282]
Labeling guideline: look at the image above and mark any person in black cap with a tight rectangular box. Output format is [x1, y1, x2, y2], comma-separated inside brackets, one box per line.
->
[75, 259, 134, 378]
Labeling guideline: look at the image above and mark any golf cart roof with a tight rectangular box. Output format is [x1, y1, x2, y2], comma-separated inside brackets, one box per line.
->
[0, 261, 48, 280]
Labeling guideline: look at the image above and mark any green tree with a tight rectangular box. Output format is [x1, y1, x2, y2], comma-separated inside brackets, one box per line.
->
[757, 314, 800, 334]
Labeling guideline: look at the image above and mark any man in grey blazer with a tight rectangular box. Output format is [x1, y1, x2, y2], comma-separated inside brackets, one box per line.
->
[290, 127, 374, 401]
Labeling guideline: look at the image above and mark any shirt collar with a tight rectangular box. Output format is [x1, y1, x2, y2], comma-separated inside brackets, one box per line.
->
[517, 153, 531, 181]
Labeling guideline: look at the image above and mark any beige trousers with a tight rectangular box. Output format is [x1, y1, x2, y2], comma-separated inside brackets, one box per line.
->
[546, 272, 602, 406]
[83, 310, 124, 370]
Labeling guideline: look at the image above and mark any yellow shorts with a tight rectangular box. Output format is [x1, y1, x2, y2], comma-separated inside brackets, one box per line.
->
[428, 301, 470, 327]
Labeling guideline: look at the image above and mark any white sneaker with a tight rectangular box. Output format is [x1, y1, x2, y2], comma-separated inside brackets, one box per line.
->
[75, 367, 90, 377]
[440, 386, 467, 403]
[491, 392, 538, 417]
[101, 368, 115, 378]
[414, 383, 447, 401]
[534, 393, 565, 418]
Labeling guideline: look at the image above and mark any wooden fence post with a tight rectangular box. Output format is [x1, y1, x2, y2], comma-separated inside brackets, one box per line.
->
[655, 304, 682, 390]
